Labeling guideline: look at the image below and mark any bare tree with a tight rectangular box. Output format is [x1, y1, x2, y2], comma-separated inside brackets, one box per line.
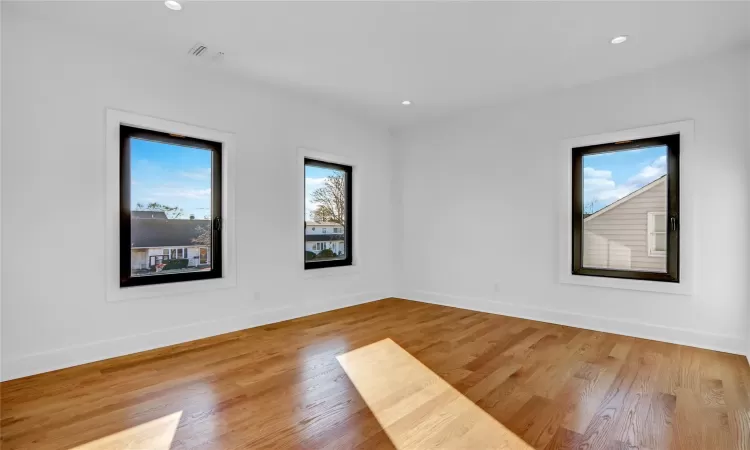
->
[583, 200, 597, 216]
[310, 173, 346, 225]
[135, 202, 184, 219]
[192, 224, 212, 246]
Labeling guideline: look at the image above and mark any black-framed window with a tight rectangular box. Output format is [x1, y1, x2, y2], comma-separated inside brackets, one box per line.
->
[572, 134, 679, 282]
[120, 125, 223, 287]
[304, 158, 353, 270]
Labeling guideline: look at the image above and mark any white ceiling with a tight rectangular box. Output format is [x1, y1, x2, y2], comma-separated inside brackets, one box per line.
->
[7, 1, 750, 128]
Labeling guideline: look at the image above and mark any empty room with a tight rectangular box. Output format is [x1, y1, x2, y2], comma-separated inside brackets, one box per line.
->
[1, 1, 749, 449]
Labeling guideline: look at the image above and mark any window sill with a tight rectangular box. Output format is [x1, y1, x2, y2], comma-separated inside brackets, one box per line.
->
[559, 272, 692, 295]
[107, 275, 236, 303]
[303, 264, 360, 279]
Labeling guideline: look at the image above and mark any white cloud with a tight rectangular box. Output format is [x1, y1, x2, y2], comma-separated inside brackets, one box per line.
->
[180, 168, 211, 180]
[584, 155, 667, 208]
[583, 169, 630, 204]
[626, 155, 666, 187]
[305, 177, 327, 191]
[583, 167, 612, 179]
[153, 188, 211, 199]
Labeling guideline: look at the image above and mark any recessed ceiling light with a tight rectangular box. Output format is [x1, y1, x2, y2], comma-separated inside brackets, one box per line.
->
[401, 100, 412, 106]
[610, 35, 628, 44]
[165, 0, 182, 11]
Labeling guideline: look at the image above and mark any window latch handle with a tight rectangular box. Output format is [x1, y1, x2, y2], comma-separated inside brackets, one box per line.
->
[670, 216, 677, 231]
[214, 217, 223, 232]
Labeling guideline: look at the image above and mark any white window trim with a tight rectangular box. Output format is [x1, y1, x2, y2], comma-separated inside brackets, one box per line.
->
[298, 147, 360, 278]
[647, 212, 667, 257]
[105, 109, 237, 302]
[558, 120, 694, 295]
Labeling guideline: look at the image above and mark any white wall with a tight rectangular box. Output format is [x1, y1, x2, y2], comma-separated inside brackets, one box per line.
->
[395, 49, 750, 354]
[1, 10, 395, 380]
[3, 6, 749, 381]
[746, 50, 750, 364]
[0, 0, 4, 382]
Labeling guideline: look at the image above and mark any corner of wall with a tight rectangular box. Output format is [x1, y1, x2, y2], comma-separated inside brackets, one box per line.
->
[745, 47, 750, 365]
[388, 128, 405, 297]
[402, 290, 745, 355]
[0, 0, 4, 382]
[394, 50, 750, 358]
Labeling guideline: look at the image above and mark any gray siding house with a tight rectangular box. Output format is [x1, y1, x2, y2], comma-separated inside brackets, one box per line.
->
[130, 217, 211, 271]
[583, 176, 667, 272]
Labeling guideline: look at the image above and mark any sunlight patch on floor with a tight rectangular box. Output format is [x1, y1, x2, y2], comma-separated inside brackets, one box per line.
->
[336, 338, 532, 449]
[72, 411, 182, 450]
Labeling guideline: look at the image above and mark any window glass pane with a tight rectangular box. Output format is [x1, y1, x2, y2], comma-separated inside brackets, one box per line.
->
[582, 145, 667, 273]
[305, 162, 347, 262]
[129, 138, 213, 278]
[653, 214, 667, 233]
[654, 233, 667, 252]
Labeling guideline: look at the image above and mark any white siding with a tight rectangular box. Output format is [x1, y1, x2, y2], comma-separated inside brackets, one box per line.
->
[306, 240, 346, 255]
[131, 250, 148, 270]
[583, 179, 667, 272]
[305, 223, 346, 255]
[132, 246, 210, 269]
[305, 225, 345, 235]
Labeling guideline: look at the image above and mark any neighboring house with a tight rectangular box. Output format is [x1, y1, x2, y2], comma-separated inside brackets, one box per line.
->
[583, 175, 667, 272]
[130, 216, 211, 271]
[305, 221, 345, 255]
[132, 210, 169, 220]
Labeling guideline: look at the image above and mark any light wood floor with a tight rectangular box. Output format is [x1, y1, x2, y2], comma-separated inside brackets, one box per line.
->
[2, 298, 749, 449]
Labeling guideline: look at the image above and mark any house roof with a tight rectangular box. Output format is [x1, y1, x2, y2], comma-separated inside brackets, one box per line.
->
[131, 219, 211, 248]
[584, 175, 666, 222]
[305, 221, 343, 227]
[132, 210, 168, 220]
[305, 234, 345, 242]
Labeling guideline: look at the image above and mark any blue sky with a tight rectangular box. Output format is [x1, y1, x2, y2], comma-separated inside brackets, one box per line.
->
[305, 165, 341, 220]
[131, 138, 212, 219]
[583, 145, 667, 213]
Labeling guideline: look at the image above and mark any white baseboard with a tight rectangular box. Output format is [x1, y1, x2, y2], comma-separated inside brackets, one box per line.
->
[401, 290, 745, 355]
[2, 291, 386, 381]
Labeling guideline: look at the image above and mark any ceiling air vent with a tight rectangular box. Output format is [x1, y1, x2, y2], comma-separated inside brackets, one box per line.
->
[188, 43, 209, 57]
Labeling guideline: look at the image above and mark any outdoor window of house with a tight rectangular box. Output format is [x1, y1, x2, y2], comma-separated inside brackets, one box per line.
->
[304, 158, 353, 269]
[572, 134, 679, 282]
[647, 212, 667, 257]
[120, 125, 223, 287]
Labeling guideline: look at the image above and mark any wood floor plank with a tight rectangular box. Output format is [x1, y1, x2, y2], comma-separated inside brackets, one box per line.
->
[543, 427, 583, 450]
[641, 392, 677, 449]
[1, 298, 748, 449]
